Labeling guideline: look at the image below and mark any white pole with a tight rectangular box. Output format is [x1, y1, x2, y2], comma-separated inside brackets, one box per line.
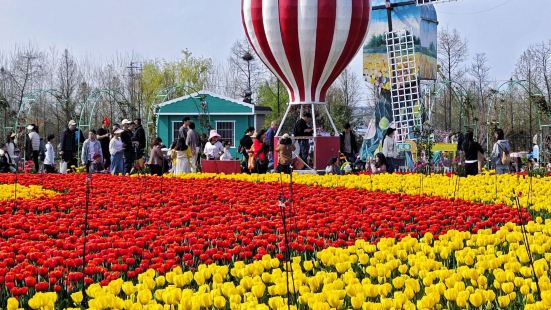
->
[311, 104, 317, 137]
[323, 104, 339, 135]
[276, 104, 292, 137]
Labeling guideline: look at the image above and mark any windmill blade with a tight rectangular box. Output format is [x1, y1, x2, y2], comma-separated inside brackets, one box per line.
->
[417, 0, 457, 6]
[385, 29, 421, 143]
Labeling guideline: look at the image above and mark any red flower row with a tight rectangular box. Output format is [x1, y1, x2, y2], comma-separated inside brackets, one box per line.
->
[0, 174, 530, 296]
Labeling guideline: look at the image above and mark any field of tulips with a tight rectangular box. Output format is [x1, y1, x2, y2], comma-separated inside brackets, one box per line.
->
[0, 172, 550, 309]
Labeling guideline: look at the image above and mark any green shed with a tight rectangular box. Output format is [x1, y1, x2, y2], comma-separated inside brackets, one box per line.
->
[155, 91, 271, 157]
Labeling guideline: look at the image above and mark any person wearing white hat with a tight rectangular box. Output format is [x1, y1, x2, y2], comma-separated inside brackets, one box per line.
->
[109, 128, 125, 175]
[60, 120, 84, 172]
[203, 130, 224, 160]
[27, 124, 40, 172]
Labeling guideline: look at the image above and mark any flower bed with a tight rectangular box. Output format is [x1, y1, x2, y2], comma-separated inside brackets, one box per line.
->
[8, 221, 551, 309]
[0, 184, 57, 201]
[175, 172, 551, 213]
[0, 173, 543, 308]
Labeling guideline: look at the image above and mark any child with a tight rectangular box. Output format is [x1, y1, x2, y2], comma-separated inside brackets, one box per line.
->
[368, 152, 387, 174]
[220, 141, 233, 160]
[89, 153, 105, 173]
[276, 134, 295, 174]
[325, 157, 343, 175]
[43, 134, 56, 173]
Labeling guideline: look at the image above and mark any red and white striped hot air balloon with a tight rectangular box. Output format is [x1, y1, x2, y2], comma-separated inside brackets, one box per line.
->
[242, 0, 372, 105]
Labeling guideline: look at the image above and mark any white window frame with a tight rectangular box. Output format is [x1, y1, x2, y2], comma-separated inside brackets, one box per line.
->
[215, 120, 236, 149]
[171, 121, 183, 145]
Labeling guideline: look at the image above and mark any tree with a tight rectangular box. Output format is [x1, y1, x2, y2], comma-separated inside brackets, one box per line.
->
[3, 45, 45, 115]
[438, 28, 468, 131]
[326, 68, 363, 130]
[56, 49, 81, 124]
[533, 40, 551, 106]
[514, 47, 540, 145]
[227, 39, 268, 103]
[256, 76, 289, 126]
[141, 50, 213, 107]
[469, 53, 490, 142]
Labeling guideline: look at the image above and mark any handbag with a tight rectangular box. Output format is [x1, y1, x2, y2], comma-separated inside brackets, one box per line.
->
[499, 145, 511, 165]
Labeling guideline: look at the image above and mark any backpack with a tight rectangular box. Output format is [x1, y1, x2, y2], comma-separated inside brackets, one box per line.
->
[499, 144, 511, 165]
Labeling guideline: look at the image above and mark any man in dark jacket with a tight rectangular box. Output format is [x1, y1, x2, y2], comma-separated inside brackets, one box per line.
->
[293, 112, 313, 163]
[178, 117, 191, 140]
[265, 121, 278, 169]
[239, 127, 255, 172]
[340, 122, 358, 163]
[60, 120, 84, 172]
[97, 118, 111, 168]
[133, 118, 146, 160]
[120, 119, 135, 175]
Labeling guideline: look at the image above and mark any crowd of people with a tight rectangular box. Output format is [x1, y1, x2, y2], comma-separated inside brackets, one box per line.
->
[0, 118, 148, 175]
[0, 112, 372, 176]
[2, 112, 545, 177]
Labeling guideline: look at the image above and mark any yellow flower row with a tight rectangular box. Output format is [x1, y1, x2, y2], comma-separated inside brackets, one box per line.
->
[0, 184, 57, 201]
[169, 172, 551, 212]
[11, 218, 551, 309]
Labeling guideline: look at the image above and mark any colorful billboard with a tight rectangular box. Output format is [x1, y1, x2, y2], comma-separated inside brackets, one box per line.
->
[360, 1, 438, 161]
[364, 0, 438, 89]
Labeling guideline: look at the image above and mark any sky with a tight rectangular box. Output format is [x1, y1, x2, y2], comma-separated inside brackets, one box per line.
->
[1, 0, 550, 91]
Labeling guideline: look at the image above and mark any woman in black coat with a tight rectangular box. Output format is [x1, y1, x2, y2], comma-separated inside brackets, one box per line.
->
[462, 131, 484, 176]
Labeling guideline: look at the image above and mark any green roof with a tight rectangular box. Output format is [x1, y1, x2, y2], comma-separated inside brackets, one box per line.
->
[156, 91, 255, 115]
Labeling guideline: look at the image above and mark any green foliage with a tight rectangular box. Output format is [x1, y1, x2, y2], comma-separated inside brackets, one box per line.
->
[141, 50, 213, 110]
[366, 34, 386, 49]
[141, 51, 213, 136]
[256, 78, 289, 126]
[528, 167, 547, 178]
[325, 89, 355, 131]
[533, 95, 550, 117]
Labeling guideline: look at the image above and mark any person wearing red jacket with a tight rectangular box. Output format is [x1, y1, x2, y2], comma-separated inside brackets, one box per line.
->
[249, 129, 268, 174]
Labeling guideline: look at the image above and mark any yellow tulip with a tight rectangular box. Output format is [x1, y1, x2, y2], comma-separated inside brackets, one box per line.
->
[456, 291, 469, 308]
[326, 293, 342, 309]
[444, 287, 458, 301]
[137, 289, 153, 305]
[71, 291, 83, 304]
[351, 294, 365, 309]
[213, 296, 226, 309]
[155, 276, 166, 287]
[498, 295, 510, 308]
[123, 281, 136, 295]
[501, 282, 514, 294]
[7, 297, 19, 310]
[252, 284, 266, 298]
[303, 260, 314, 272]
[392, 276, 405, 289]
[469, 291, 484, 308]
[194, 271, 206, 286]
